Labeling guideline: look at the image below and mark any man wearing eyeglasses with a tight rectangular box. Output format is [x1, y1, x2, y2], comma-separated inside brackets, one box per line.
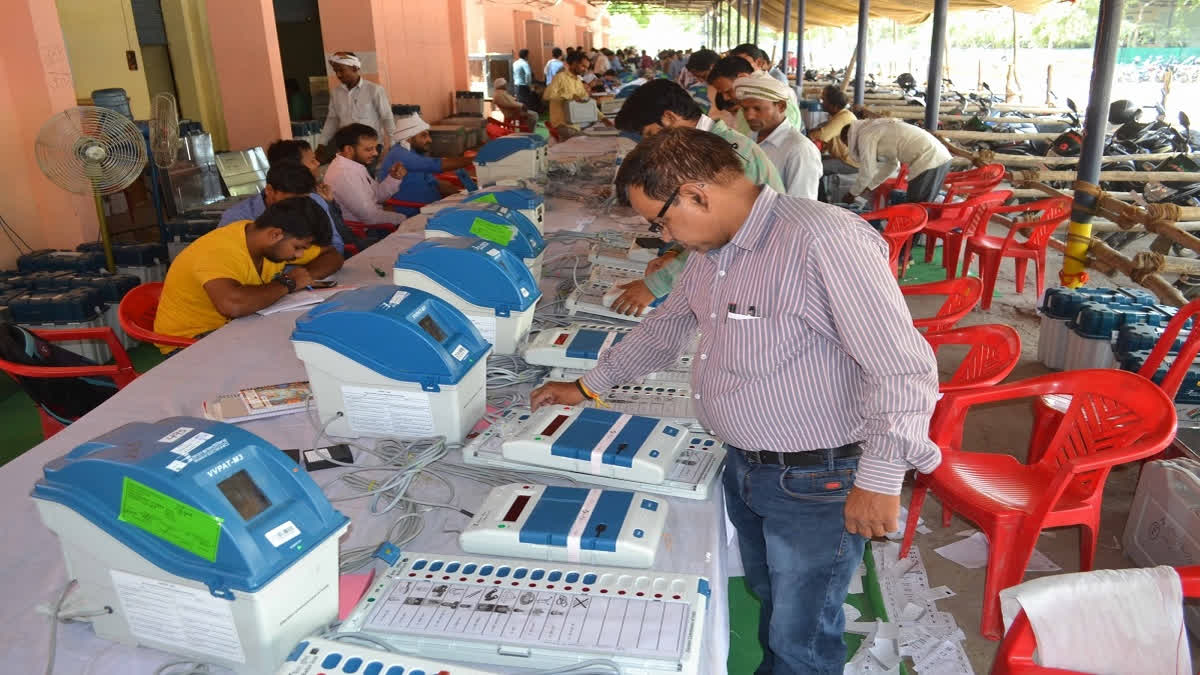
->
[607, 79, 783, 316]
[530, 128, 940, 675]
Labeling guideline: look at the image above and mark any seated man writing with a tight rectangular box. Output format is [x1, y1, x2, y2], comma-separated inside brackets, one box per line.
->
[154, 188, 338, 351]
[376, 113, 474, 216]
[218, 141, 353, 255]
[323, 123, 409, 226]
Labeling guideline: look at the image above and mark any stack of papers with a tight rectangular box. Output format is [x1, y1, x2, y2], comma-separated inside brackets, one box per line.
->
[256, 286, 355, 316]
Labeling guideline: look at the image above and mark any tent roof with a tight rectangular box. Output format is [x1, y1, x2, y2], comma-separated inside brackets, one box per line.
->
[611, 0, 1062, 28]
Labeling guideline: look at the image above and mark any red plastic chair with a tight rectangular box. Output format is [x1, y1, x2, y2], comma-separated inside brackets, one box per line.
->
[941, 163, 1006, 203]
[1029, 296, 1200, 463]
[900, 369, 1177, 639]
[961, 197, 1073, 310]
[862, 204, 927, 279]
[918, 189, 1013, 280]
[118, 283, 196, 350]
[925, 324, 1022, 393]
[486, 118, 531, 139]
[991, 565, 1200, 674]
[0, 327, 138, 439]
[872, 164, 909, 209]
[901, 277, 984, 333]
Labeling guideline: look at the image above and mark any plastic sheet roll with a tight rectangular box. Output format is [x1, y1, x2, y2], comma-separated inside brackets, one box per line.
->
[999, 566, 1191, 675]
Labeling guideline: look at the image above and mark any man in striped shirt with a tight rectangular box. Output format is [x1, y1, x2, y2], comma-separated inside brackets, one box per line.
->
[530, 128, 940, 675]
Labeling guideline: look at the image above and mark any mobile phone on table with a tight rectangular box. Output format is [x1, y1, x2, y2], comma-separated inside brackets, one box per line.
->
[308, 279, 337, 289]
[281, 444, 353, 470]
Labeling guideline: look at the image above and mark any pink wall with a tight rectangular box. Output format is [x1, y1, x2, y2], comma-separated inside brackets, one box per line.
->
[316, 0, 466, 126]
[465, 0, 608, 67]
[0, 0, 97, 269]
[379, 0, 462, 121]
[206, 0, 290, 150]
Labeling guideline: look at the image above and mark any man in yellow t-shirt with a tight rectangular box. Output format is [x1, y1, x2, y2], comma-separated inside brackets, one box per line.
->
[154, 195, 341, 352]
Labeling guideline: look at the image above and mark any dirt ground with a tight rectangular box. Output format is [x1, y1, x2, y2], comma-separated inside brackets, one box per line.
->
[902, 221, 1199, 673]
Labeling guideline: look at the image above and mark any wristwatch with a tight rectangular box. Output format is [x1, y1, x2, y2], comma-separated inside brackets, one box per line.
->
[273, 273, 297, 293]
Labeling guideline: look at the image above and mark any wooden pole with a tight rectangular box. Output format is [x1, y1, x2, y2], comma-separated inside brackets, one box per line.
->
[1011, 8, 1023, 101]
[1160, 68, 1174, 120]
[842, 46, 858, 94]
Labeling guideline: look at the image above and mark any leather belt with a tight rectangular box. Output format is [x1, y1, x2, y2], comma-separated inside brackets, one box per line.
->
[735, 443, 862, 467]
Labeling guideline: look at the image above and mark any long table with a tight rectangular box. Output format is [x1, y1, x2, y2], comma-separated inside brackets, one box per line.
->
[0, 139, 731, 674]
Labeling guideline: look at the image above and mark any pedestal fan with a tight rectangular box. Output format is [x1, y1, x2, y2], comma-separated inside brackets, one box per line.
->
[34, 106, 148, 272]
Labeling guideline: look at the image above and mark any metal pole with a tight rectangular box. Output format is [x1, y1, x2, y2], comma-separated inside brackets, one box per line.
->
[924, 0, 949, 130]
[854, 0, 869, 105]
[782, 0, 792, 76]
[726, 1, 731, 49]
[736, 0, 741, 45]
[754, 0, 761, 44]
[1061, 0, 1124, 288]
[797, 0, 805, 86]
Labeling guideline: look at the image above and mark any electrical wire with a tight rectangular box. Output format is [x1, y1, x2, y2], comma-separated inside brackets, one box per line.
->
[44, 580, 75, 675]
[152, 661, 215, 675]
[302, 398, 562, 572]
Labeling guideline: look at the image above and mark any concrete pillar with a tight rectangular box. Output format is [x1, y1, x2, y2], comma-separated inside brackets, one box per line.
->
[0, 0, 97, 267]
[161, 0, 228, 150]
[206, 0, 290, 150]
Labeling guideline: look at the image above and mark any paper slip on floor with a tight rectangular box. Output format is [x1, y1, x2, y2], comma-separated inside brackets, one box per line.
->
[934, 531, 1062, 572]
[844, 541, 974, 674]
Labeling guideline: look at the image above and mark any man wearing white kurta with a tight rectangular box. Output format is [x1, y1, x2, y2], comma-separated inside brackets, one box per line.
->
[736, 73, 821, 200]
[318, 52, 397, 152]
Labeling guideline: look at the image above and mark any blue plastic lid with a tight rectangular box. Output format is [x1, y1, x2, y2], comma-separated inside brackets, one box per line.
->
[1045, 290, 1089, 320]
[394, 238, 541, 316]
[1072, 302, 1121, 338]
[292, 285, 489, 389]
[475, 135, 547, 165]
[1119, 288, 1158, 307]
[32, 417, 349, 596]
[426, 204, 545, 260]
[1115, 324, 1167, 357]
[465, 187, 543, 212]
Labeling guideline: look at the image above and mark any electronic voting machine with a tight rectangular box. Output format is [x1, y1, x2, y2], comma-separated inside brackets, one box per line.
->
[589, 235, 664, 273]
[474, 134, 548, 185]
[394, 238, 540, 355]
[566, 263, 664, 322]
[32, 418, 350, 674]
[425, 204, 546, 278]
[523, 322, 634, 370]
[338, 550, 711, 673]
[462, 405, 725, 500]
[276, 637, 499, 674]
[422, 186, 545, 234]
[460, 483, 667, 567]
[291, 285, 490, 443]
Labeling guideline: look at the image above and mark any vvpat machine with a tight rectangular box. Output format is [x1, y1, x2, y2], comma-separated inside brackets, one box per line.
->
[473, 134, 547, 185]
[420, 186, 545, 233]
[425, 204, 546, 278]
[291, 285, 491, 443]
[32, 418, 350, 674]
[394, 238, 541, 355]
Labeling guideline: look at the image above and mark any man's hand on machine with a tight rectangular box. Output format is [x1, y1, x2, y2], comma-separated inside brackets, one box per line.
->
[843, 486, 901, 539]
[644, 250, 678, 276]
[611, 280, 656, 316]
[530, 381, 585, 410]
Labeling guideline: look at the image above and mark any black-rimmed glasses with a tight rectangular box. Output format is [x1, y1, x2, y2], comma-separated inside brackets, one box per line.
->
[648, 185, 681, 233]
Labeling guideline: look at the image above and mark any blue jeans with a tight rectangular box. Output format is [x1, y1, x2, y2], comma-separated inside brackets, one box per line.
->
[723, 448, 866, 675]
